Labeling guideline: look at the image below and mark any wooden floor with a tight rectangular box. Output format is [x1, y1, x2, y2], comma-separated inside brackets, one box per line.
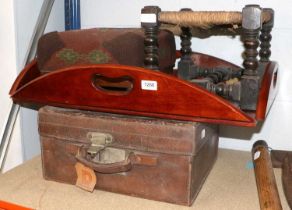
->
[0, 149, 289, 210]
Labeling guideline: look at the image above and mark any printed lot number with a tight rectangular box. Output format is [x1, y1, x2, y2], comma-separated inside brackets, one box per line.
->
[141, 80, 158, 91]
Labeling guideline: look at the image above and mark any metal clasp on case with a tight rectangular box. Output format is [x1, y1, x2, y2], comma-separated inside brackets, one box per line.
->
[86, 132, 113, 156]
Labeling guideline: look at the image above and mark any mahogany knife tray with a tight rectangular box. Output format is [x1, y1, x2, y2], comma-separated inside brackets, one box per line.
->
[9, 52, 278, 127]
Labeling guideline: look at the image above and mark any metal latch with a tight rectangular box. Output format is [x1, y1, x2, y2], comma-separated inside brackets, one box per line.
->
[86, 132, 113, 156]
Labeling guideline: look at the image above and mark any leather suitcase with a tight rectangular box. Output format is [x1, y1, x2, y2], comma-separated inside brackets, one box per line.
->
[37, 28, 176, 74]
[38, 106, 218, 206]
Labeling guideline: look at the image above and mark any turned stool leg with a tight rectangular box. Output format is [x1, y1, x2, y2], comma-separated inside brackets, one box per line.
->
[177, 8, 194, 80]
[141, 6, 161, 71]
[242, 5, 262, 77]
[259, 9, 274, 63]
[240, 5, 262, 110]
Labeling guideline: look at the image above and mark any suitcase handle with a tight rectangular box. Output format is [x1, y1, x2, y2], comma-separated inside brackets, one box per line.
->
[76, 150, 135, 174]
[76, 146, 158, 174]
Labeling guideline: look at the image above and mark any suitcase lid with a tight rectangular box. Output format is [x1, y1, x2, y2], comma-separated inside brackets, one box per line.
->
[38, 106, 218, 156]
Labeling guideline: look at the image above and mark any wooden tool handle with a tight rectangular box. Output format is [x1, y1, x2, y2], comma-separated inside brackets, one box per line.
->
[252, 140, 282, 210]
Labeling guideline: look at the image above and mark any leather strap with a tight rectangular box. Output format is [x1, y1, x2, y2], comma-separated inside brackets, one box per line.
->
[75, 146, 158, 174]
[76, 152, 134, 174]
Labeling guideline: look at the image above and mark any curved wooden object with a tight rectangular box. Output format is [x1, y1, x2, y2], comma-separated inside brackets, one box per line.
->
[10, 61, 255, 127]
[10, 53, 277, 127]
[256, 62, 279, 120]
